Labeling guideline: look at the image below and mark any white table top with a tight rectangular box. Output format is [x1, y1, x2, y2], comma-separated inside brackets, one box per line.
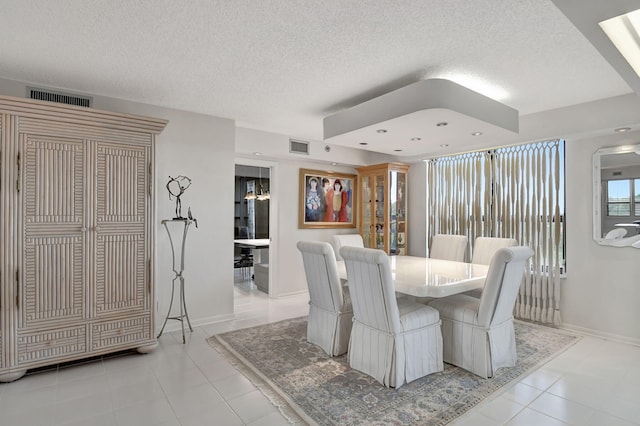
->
[337, 256, 489, 298]
[234, 239, 270, 248]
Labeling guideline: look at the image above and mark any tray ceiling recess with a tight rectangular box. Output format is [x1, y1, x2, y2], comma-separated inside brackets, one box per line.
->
[323, 79, 519, 158]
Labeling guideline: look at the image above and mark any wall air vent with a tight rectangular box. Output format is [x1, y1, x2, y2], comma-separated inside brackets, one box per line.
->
[289, 139, 310, 155]
[27, 87, 93, 107]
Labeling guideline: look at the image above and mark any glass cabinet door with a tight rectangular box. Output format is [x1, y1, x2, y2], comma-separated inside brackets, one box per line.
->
[361, 175, 373, 248]
[389, 170, 407, 255]
[357, 163, 409, 254]
[374, 174, 385, 250]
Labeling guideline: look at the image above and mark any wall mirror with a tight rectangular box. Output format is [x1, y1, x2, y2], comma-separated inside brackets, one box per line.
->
[593, 144, 640, 248]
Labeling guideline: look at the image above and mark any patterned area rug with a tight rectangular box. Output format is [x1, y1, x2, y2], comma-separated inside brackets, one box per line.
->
[208, 317, 578, 425]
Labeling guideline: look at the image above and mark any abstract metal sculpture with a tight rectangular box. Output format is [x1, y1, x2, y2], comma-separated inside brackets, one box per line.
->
[166, 175, 192, 219]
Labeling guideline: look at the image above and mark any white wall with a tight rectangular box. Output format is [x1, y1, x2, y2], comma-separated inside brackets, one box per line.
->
[236, 128, 363, 297]
[93, 99, 238, 329]
[0, 78, 237, 333]
[407, 161, 428, 257]
[563, 130, 640, 344]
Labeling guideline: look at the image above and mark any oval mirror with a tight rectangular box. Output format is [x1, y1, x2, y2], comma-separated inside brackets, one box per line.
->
[593, 144, 640, 248]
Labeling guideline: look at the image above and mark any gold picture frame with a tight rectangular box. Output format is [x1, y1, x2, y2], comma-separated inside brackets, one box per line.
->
[299, 168, 357, 229]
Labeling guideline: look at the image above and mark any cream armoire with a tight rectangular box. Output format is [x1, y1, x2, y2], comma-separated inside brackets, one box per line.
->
[0, 95, 167, 382]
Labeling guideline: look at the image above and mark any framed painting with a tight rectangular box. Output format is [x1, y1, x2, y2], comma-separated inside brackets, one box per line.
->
[299, 168, 357, 229]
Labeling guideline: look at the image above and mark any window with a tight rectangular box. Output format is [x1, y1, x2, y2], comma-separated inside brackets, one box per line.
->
[636, 179, 640, 215]
[607, 179, 631, 216]
[427, 139, 565, 324]
[606, 178, 640, 217]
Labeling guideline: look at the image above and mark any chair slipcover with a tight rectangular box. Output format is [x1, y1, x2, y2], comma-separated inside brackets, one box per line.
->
[332, 234, 365, 261]
[340, 246, 443, 388]
[297, 241, 353, 356]
[471, 237, 518, 265]
[464, 237, 518, 298]
[427, 246, 534, 378]
[429, 234, 468, 262]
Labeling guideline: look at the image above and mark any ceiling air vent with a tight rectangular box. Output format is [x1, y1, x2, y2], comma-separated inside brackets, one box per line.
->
[289, 139, 310, 155]
[27, 87, 93, 108]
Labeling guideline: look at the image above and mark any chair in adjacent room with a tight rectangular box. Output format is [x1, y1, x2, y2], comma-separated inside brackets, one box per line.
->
[340, 246, 443, 388]
[429, 234, 468, 262]
[464, 236, 518, 298]
[332, 233, 364, 261]
[234, 226, 253, 278]
[297, 241, 353, 356]
[427, 246, 534, 378]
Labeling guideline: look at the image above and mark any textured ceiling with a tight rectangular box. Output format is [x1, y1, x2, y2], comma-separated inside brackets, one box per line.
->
[0, 0, 635, 156]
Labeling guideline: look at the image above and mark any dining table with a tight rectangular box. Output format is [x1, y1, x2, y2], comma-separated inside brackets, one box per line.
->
[337, 255, 489, 298]
[615, 223, 640, 234]
[234, 238, 270, 263]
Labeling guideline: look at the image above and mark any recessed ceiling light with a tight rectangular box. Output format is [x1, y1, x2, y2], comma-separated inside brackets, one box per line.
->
[411, 137, 422, 141]
[359, 142, 368, 145]
[614, 127, 631, 132]
[376, 129, 387, 133]
[254, 152, 262, 156]
[331, 162, 337, 166]
[436, 122, 448, 127]
[440, 144, 449, 147]
[472, 132, 483, 136]
[394, 149, 402, 152]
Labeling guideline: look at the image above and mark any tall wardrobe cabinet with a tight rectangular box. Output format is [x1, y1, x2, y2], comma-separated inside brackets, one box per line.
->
[0, 95, 167, 381]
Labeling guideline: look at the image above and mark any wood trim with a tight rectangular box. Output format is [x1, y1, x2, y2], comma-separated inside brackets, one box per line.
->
[0, 95, 168, 135]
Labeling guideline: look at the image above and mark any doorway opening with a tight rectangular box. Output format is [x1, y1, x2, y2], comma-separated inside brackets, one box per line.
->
[234, 164, 271, 301]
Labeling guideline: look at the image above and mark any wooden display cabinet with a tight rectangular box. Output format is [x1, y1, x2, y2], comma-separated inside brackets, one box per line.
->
[356, 163, 409, 255]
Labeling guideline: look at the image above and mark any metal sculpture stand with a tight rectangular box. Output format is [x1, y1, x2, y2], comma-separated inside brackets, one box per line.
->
[157, 218, 194, 343]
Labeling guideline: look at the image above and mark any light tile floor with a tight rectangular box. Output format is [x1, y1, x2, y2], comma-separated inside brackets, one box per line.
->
[1, 275, 639, 426]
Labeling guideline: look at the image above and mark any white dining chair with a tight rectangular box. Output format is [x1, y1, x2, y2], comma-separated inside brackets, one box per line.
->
[604, 228, 627, 239]
[427, 246, 534, 378]
[340, 246, 443, 388]
[332, 233, 364, 261]
[297, 241, 353, 356]
[464, 236, 518, 298]
[429, 234, 468, 262]
[471, 237, 518, 265]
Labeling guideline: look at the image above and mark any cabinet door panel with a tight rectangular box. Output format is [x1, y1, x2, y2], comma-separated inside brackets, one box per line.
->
[95, 233, 147, 314]
[357, 163, 409, 255]
[21, 136, 86, 328]
[23, 136, 85, 225]
[94, 142, 149, 315]
[96, 143, 148, 225]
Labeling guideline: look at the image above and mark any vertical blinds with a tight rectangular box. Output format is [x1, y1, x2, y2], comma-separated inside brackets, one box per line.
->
[427, 140, 564, 325]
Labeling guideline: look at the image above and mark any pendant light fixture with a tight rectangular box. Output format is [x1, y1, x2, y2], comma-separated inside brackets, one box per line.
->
[256, 167, 270, 201]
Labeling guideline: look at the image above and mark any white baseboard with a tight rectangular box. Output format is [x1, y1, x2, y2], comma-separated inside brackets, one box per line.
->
[157, 312, 236, 335]
[560, 323, 640, 347]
